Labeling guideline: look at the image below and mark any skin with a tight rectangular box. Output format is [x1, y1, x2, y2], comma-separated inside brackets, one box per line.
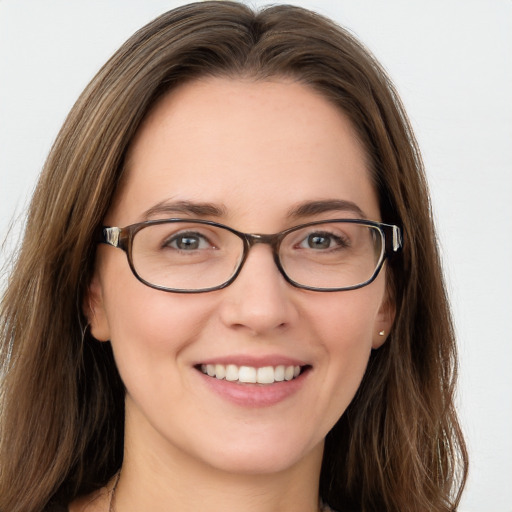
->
[78, 77, 394, 512]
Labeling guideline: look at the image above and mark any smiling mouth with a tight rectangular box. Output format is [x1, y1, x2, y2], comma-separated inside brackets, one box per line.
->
[197, 364, 309, 384]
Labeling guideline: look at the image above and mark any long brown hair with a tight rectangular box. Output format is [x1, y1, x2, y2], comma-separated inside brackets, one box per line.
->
[0, 2, 467, 511]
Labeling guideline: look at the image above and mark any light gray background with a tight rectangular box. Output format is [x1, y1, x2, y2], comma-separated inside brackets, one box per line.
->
[1, 1, 511, 510]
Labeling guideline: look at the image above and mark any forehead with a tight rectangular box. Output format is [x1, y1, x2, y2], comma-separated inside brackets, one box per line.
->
[110, 77, 378, 227]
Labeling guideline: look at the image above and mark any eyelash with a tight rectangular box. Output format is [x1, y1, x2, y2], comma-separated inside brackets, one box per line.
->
[163, 231, 213, 250]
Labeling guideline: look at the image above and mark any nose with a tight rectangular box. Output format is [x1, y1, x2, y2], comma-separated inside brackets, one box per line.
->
[218, 244, 299, 336]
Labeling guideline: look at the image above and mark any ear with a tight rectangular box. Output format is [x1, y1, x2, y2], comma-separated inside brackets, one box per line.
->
[372, 293, 396, 349]
[83, 273, 111, 342]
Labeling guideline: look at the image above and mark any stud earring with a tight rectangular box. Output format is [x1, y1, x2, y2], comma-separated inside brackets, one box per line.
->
[378, 330, 385, 336]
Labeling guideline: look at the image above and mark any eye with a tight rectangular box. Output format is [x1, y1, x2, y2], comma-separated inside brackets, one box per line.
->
[164, 231, 212, 251]
[298, 231, 348, 250]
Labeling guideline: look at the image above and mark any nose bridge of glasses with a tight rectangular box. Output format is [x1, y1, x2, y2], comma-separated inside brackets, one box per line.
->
[244, 232, 282, 251]
[235, 232, 287, 287]
[240, 233, 284, 274]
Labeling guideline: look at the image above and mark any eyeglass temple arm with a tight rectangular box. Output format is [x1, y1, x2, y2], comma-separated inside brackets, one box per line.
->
[97, 227, 122, 248]
[389, 225, 402, 254]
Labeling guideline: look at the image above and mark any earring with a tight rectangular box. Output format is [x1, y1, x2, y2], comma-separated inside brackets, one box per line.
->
[378, 330, 385, 336]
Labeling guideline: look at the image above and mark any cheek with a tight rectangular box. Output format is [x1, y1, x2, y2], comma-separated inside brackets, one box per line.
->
[308, 286, 383, 350]
[304, 286, 384, 410]
[100, 261, 212, 382]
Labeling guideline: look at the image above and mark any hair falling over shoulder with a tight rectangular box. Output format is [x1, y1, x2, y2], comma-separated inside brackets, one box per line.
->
[0, 2, 467, 511]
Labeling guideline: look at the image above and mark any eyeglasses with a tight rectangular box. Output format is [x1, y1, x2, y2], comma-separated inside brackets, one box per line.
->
[98, 218, 402, 293]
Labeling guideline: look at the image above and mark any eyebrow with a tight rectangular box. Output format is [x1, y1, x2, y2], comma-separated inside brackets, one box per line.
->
[286, 199, 368, 220]
[140, 198, 367, 223]
[141, 200, 227, 220]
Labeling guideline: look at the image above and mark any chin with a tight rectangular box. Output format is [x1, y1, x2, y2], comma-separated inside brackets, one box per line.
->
[194, 435, 324, 476]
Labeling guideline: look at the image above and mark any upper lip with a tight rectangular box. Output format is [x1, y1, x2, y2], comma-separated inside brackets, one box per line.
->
[195, 354, 308, 368]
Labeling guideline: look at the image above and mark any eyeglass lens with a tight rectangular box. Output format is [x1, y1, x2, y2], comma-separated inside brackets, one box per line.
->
[130, 221, 384, 292]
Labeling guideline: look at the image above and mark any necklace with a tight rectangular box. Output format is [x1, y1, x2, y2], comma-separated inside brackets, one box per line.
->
[108, 471, 121, 512]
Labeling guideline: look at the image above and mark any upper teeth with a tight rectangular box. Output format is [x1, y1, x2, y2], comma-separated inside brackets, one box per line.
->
[200, 364, 301, 384]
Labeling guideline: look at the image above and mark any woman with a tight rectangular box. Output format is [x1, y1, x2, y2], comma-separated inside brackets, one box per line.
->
[0, 2, 468, 511]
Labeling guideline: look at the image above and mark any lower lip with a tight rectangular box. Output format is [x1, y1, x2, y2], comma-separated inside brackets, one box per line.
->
[197, 368, 309, 407]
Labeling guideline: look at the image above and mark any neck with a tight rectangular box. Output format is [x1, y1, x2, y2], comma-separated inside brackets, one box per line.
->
[116, 464, 322, 512]
[114, 407, 324, 512]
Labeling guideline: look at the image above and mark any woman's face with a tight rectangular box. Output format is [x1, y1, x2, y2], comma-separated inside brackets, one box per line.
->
[88, 78, 394, 476]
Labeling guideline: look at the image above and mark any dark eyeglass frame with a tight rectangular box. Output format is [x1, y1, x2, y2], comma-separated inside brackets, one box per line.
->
[98, 218, 402, 293]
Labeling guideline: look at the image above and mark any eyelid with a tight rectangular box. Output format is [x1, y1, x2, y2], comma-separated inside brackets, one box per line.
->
[162, 224, 235, 248]
[298, 234, 341, 247]
[289, 223, 351, 237]
[162, 232, 214, 252]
